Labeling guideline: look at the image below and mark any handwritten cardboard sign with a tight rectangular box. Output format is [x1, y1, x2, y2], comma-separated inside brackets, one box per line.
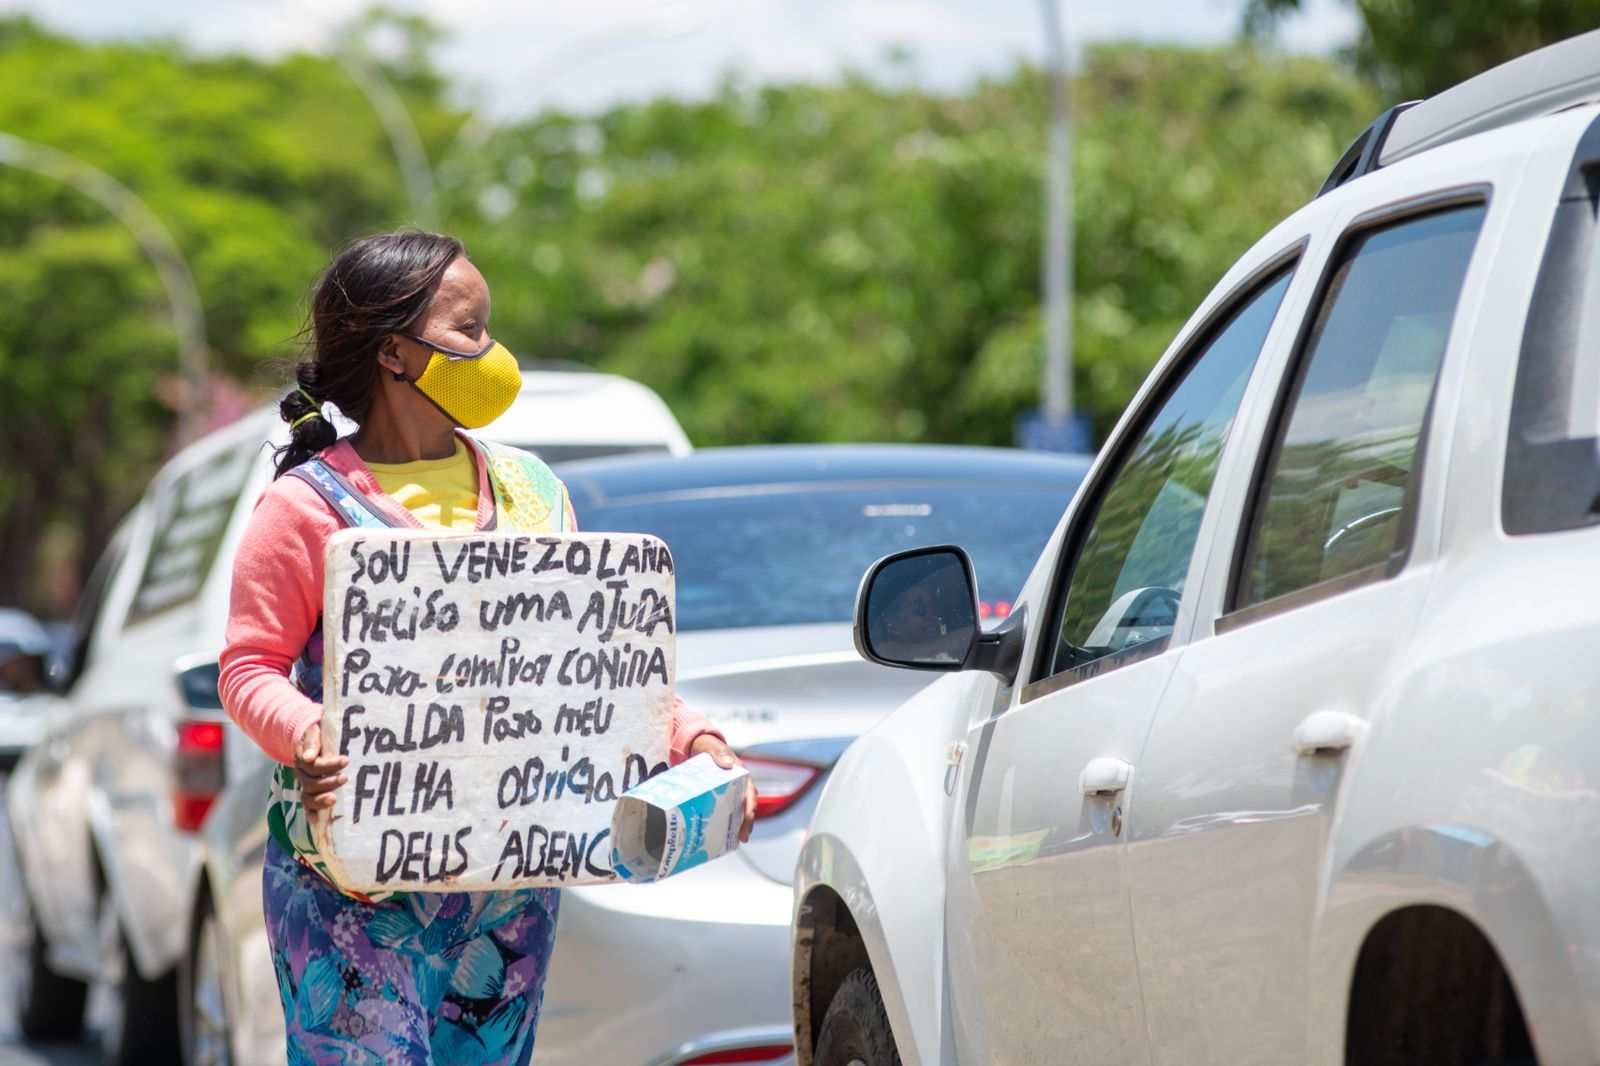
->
[312, 529, 676, 894]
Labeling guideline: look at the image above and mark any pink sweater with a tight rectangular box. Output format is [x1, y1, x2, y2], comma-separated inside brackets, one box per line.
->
[220, 436, 718, 766]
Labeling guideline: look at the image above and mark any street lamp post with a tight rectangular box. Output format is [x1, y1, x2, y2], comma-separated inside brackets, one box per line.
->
[0, 132, 209, 444]
[333, 46, 440, 228]
[1018, 0, 1091, 453]
[1039, 0, 1072, 427]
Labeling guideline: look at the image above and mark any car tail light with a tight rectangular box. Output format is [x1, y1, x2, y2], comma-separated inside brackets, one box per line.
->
[739, 754, 822, 820]
[679, 1045, 794, 1065]
[174, 659, 227, 833]
[175, 717, 226, 832]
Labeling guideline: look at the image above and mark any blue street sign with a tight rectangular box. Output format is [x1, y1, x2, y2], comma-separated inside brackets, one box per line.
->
[1016, 409, 1095, 454]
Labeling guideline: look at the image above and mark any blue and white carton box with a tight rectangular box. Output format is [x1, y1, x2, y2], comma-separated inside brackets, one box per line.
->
[610, 753, 750, 883]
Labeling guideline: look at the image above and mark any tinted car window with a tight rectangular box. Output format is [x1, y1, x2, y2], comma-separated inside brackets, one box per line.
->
[61, 520, 131, 688]
[577, 480, 1082, 631]
[127, 437, 260, 625]
[1046, 269, 1293, 678]
[1237, 205, 1484, 608]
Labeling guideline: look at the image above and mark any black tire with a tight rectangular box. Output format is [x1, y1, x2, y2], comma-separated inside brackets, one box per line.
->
[106, 938, 180, 1066]
[88, 876, 180, 1066]
[815, 967, 902, 1066]
[16, 917, 88, 1042]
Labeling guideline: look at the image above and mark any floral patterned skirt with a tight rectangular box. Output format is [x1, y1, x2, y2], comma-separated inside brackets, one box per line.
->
[263, 835, 560, 1065]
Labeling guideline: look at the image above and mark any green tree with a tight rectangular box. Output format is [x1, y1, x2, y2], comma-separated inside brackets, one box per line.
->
[1246, 0, 1600, 97]
[0, 14, 463, 610]
[448, 46, 1376, 449]
[0, 22, 1378, 618]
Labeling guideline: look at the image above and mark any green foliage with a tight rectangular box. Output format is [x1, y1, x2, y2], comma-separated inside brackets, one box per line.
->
[0, 15, 460, 607]
[1246, 0, 1600, 97]
[451, 46, 1375, 449]
[0, 16, 1378, 613]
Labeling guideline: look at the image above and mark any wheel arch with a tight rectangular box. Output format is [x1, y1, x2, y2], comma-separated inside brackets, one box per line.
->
[1313, 824, 1592, 1064]
[790, 672, 975, 1065]
[793, 837, 920, 1066]
[794, 882, 870, 1064]
[85, 791, 173, 981]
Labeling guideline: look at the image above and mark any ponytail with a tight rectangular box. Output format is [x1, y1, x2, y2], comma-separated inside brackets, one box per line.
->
[272, 361, 338, 477]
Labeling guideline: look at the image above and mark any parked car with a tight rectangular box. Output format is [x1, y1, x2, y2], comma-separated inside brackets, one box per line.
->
[794, 31, 1600, 1066]
[498, 365, 692, 464]
[5, 367, 692, 1062]
[183, 444, 1089, 1066]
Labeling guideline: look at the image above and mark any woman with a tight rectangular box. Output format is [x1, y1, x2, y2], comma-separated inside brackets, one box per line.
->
[220, 231, 752, 1064]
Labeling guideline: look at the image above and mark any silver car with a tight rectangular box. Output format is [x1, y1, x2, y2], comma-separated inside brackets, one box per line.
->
[181, 444, 1087, 1066]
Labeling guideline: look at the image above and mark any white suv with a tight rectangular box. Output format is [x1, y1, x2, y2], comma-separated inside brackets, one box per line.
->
[794, 31, 1600, 1066]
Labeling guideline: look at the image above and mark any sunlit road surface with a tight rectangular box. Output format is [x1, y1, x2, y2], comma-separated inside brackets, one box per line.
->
[0, 781, 103, 1066]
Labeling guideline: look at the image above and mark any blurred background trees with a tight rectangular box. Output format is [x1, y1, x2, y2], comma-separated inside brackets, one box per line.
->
[452, 47, 1372, 451]
[3, 1, 1589, 614]
[0, 13, 461, 608]
[1246, 0, 1600, 97]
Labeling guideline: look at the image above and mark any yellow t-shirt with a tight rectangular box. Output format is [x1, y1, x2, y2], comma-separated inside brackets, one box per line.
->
[366, 442, 479, 531]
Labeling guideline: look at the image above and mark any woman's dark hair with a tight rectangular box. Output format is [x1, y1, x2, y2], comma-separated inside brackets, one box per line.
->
[274, 230, 466, 476]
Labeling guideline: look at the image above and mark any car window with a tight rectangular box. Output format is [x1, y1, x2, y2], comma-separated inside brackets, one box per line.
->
[1236, 204, 1485, 610]
[126, 436, 260, 626]
[1040, 267, 1294, 682]
[61, 520, 132, 689]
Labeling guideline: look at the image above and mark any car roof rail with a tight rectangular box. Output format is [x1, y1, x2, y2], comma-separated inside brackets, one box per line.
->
[1317, 102, 1420, 197]
[1317, 27, 1600, 198]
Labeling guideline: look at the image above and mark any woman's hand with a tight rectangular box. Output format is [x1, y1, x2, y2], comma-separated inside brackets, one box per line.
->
[690, 733, 758, 843]
[294, 722, 348, 815]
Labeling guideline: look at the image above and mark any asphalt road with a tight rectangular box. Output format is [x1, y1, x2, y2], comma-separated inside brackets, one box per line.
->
[0, 786, 104, 1066]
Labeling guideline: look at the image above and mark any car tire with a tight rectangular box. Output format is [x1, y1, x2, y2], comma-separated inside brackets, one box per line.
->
[16, 917, 88, 1042]
[180, 894, 233, 1066]
[815, 967, 902, 1066]
[91, 888, 180, 1066]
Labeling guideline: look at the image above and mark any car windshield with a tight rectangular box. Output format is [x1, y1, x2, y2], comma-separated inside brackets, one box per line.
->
[577, 479, 1079, 631]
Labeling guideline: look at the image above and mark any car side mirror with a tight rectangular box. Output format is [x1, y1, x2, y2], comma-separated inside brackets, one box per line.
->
[47, 631, 85, 695]
[854, 546, 1027, 686]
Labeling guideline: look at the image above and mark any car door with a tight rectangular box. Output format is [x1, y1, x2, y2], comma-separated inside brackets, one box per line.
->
[1127, 194, 1493, 1065]
[943, 258, 1300, 1065]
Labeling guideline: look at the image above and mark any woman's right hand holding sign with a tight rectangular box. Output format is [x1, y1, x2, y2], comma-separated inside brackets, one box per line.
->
[294, 722, 348, 814]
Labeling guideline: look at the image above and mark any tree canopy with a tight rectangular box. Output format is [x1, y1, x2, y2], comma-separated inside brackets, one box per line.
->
[450, 47, 1375, 454]
[1247, 0, 1600, 97]
[0, 15, 1378, 613]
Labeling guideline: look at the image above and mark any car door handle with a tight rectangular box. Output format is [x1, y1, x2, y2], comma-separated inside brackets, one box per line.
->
[1080, 757, 1133, 797]
[1293, 711, 1366, 756]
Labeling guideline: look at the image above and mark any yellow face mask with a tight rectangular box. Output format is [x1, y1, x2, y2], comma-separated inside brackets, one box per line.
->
[403, 333, 522, 429]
